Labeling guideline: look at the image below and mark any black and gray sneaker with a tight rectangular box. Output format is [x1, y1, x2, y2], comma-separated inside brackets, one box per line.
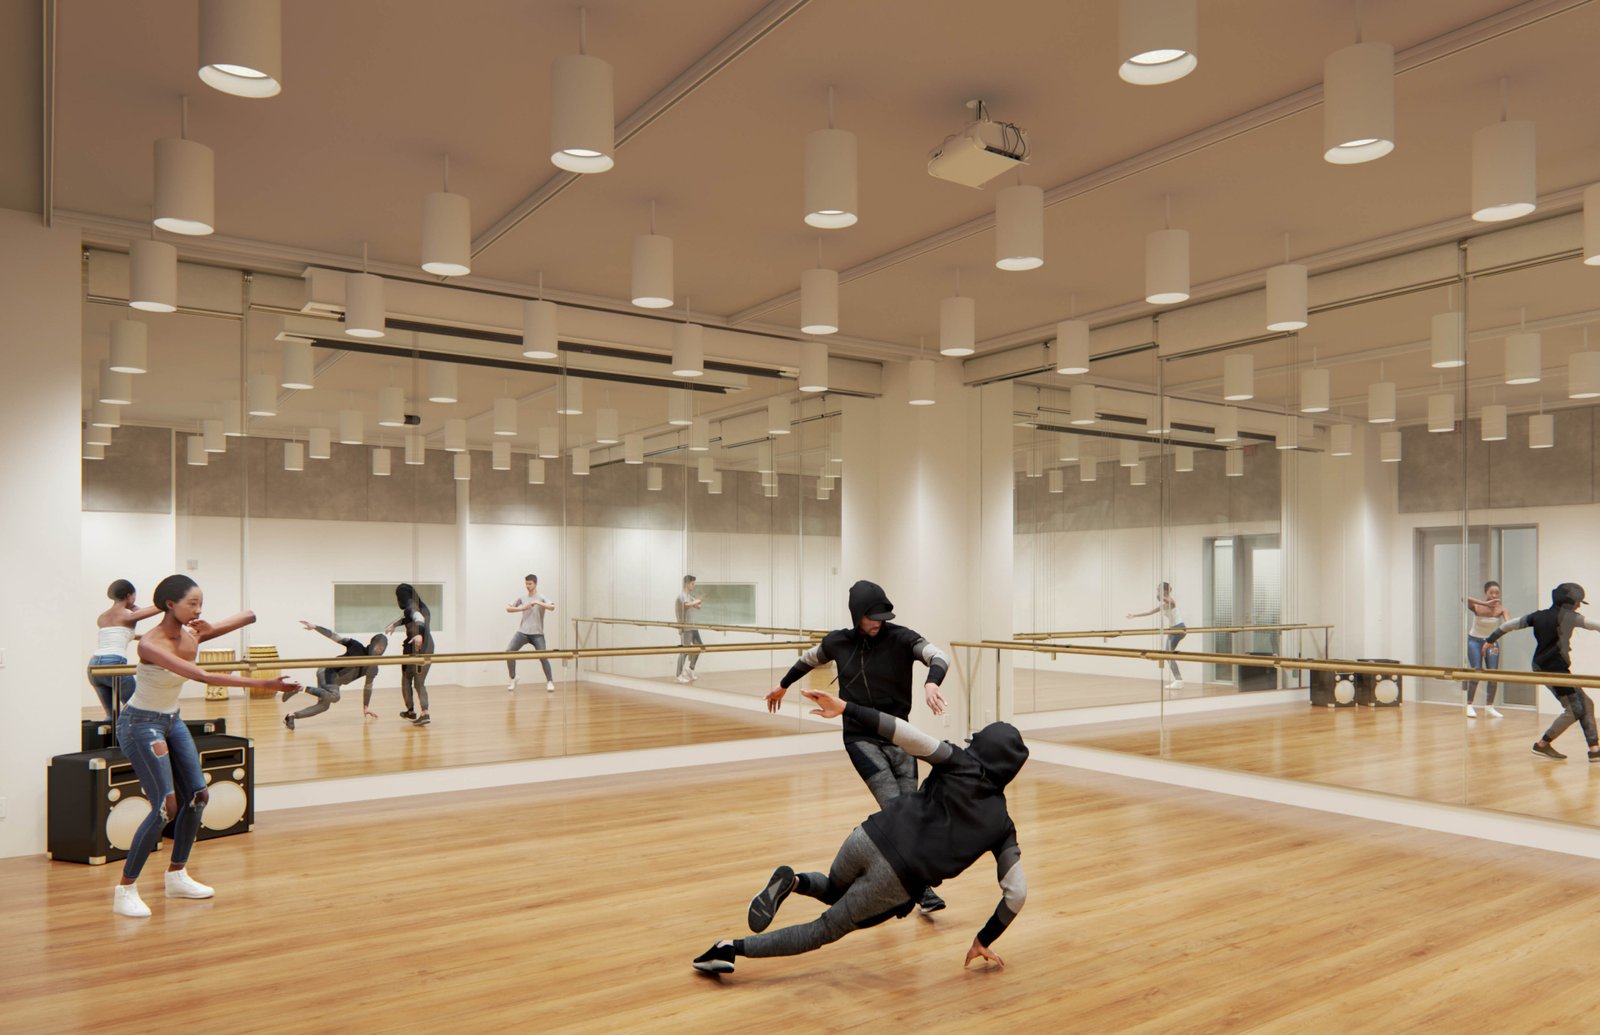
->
[1532, 741, 1567, 760]
[918, 888, 946, 915]
[1589, 748, 1600, 764]
[692, 941, 735, 974]
[399, 710, 416, 720]
[283, 714, 295, 731]
[747, 866, 795, 933]
[413, 714, 431, 727]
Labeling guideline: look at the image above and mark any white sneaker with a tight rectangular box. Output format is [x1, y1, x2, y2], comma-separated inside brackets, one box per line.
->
[676, 674, 690, 684]
[688, 670, 699, 681]
[1466, 705, 1478, 718]
[113, 884, 151, 918]
[165, 868, 214, 899]
[507, 681, 517, 692]
[545, 681, 555, 693]
[1166, 680, 1184, 690]
[1487, 706, 1504, 718]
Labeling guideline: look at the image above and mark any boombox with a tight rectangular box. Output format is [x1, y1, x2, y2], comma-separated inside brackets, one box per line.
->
[48, 733, 254, 865]
[80, 716, 226, 751]
[1309, 664, 1402, 708]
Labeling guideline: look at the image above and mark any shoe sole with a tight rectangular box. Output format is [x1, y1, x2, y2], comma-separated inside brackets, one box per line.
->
[1531, 747, 1566, 760]
[165, 889, 214, 899]
[692, 960, 734, 974]
[918, 900, 947, 915]
[113, 906, 151, 918]
[748, 865, 794, 933]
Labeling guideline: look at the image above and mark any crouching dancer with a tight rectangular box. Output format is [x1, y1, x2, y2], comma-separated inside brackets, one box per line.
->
[692, 687, 1028, 975]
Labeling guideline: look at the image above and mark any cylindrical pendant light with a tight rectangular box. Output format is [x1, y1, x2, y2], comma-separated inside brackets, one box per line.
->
[492, 441, 512, 471]
[1330, 423, 1354, 456]
[308, 427, 331, 460]
[647, 466, 663, 491]
[1505, 332, 1541, 384]
[280, 341, 314, 390]
[631, 234, 673, 308]
[1174, 445, 1195, 472]
[995, 184, 1045, 270]
[1215, 406, 1239, 443]
[1130, 461, 1147, 486]
[804, 124, 858, 228]
[99, 363, 133, 406]
[444, 418, 467, 453]
[522, 299, 559, 359]
[1055, 320, 1090, 374]
[83, 440, 105, 461]
[377, 386, 406, 427]
[129, 240, 177, 313]
[1481, 404, 1508, 442]
[1276, 413, 1299, 450]
[1118, 0, 1198, 84]
[1025, 447, 1043, 479]
[1225, 448, 1244, 477]
[1529, 413, 1554, 449]
[697, 456, 715, 483]
[405, 433, 425, 465]
[595, 407, 619, 444]
[186, 436, 208, 467]
[908, 358, 936, 405]
[198, 0, 284, 98]
[247, 373, 277, 416]
[202, 418, 225, 453]
[668, 389, 692, 426]
[420, 190, 471, 277]
[758, 441, 775, 474]
[1145, 229, 1189, 304]
[799, 340, 830, 393]
[1300, 367, 1330, 413]
[1058, 434, 1079, 463]
[345, 272, 385, 338]
[1472, 120, 1536, 222]
[672, 321, 703, 377]
[539, 426, 559, 458]
[1368, 381, 1396, 423]
[528, 458, 546, 485]
[623, 433, 644, 465]
[689, 416, 710, 451]
[1431, 310, 1465, 368]
[1266, 263, 1308, 331]
[550, 52, 616, 173]
[221, 401, 242, 437]
[337, 409, 363, 445]
[1323, 42, 1395, 164]
[1120, 441, 1139, 468]
[87, 422, 113, 446]
[557, 378, 583, 415]
[708, 471, 723, 495]
[1428, 393, 1455, 432]
[939, 295, 975, 356]
[816, 477, 830, 501]
[1069, 383, 1097, 425]
[571, 447, 590, 476]
[154, 137, 215, 236]
[1047, 469, 1064, 494]
[109, 320, 149, 374]
[800, 268, 839, 334]
[1222, 353, 1253, 401]
[1568, 352, 1600, 399]
[372, 447, 392, 477]
[1379, 430, 1402, 462]
[1586, 182, 1600, 266]
[493, 397, 518, 437]
[1080, 456, 1098, 482]
[284, 441, 304, 471]
[454, 452, 472, 481]
[91, 401, 121, 429]
[827, 430, 843, 462]
[765, 481, 779, 499]
[427, 361, 458, 404]
[767, 397, 791, 436]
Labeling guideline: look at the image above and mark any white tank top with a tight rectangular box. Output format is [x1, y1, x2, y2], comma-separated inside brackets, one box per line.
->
[96, 625, 134, 657]
[1161, 600, 1184, 627]
[1471, 611, 1501, 638]
[126, 662, 188, 714]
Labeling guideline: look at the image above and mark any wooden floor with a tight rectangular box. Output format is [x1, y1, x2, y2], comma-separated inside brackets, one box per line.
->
[8, 753, 1600, 1032]
[1011, 666, 1241, 711]
[1036, 700, 1600, 825]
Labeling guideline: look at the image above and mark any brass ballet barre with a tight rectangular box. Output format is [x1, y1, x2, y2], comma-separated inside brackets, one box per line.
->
[1015, 623, 1333, 641]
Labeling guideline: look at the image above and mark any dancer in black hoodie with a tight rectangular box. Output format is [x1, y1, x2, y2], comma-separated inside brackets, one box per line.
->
[766, 580, 952, 913]
[1486, 582, 1600, 761]
[693, 687, 1028, 975]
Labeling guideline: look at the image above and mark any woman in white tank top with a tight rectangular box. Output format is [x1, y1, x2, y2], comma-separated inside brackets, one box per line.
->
[111, 574, 299, 919]
[1463, 580, 1510, 718]
[87, 579, 158, 721]
[1128, 582, 1188, 690]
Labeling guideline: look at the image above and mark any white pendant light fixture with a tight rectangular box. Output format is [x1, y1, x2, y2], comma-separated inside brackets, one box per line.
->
[427, 361, 458, 404]
[1266, 240, 1308, 331]
[758, 441, 775, 474]
[708, 471, 723, 495]
[764, 481, 779, 499]
[1058, 434, 1079, 463]
[87, 422, 113, 446]
[827, 430, 843, 462]
[494, 397, 518, 437]
[1430, 305, 1464, 368]
[939, 269, 975, 356]
[1529, 411, 1554, 449]
[1174, 445, 1196, 472]
[1570, 350, 1600, 399]
[198, 0, 283, 98]
[1379, 430, 1402, 462]
[1368, 379, 1395, 423]
[186, 435, 208, 467]
[523, 275, 560, 359]
[444, 418, 467, 453]
[528, 458, 546, 485]
[1131, 461, 1148, 486]
[129, 240, 177, 313]
[538, 426, 559, 459]
[83, 440, 105, 461]
[1118, 0, 1198, 84]
[202, 418, 225, 453]
[632, 202, 673, 308]
[372, 447, 392, 477]
[1276, 413, 1299, 450]
[1427, 393, 1455, 432]
[1047, 469, 1064, 494]
[345, 244, 385, 338]
[1472, 80, 1536, 222]
[995, 183, 1045, 270]
[668, 389, 692, 426]
[109, 320, 149, 374]
[308, 426, 331, 460]
[91, 401, 121, 429]
[688, 416, 710, 451]
[799, 340, 830, 393]
[280, 341, 314, 390]
[816, 477, 830, 501]
[697, 456, 715, 483]
[672, 301, 703, 377]
[1069, 383, 1097, 425]
[247, 373, 277, 416]
[99, 363, 133, 406]
[1505, 321, 1541, 385]
[420, 155, 471, 277]
[221, 401, 242, 438]
[801, 241, 840, 334]
[378, 386, 406, 427]
[1225, 448, 1244, 477]
[1080, 455, 1098, 482]
[647, 466, 663, 491]
[557, 378, 583, 415]
[595, 407, 619, 444]
[1300, 367, 1330, 413]
[550, 9, 615, 173]
[805, 86, 858, 228]
[571, 447, 590, 476]
[339, 408, 364, 445]
[1223, 353, 1253, 401]
[153, 99, 214, 236]
[1330, 423, 1354, 456]
[1215, 406, 1239, 443]
[766, 397, 791, 436]
[623, 432, 644, 464]
[1480, 404, 1508, 442]
[405, 433, 425, 465]
[1120, 441, 1139, 468]
[284, 440, 304, 471]
[1055, 318, 1090, 375]
[492, 441, 512, 471]
[454, 452, 472, 480]
[1145, 204, 1190, 305]
[1025, 446, 1043, 479]
[908, 357, 936, 406]
[1585, 182, 1600, 265]
[1323, 41, 1395, 164]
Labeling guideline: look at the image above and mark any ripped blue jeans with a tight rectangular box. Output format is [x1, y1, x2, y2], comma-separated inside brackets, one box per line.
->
[87, 654, 135, 720]
[115, 706, 206, 880]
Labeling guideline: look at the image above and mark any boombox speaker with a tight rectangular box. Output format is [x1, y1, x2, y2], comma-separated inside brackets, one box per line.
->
[1355, 659, 1404, 707]
[48, 733, 254, 865]
[1308, 669, 1358, 708]
[81, 716, 226, 751]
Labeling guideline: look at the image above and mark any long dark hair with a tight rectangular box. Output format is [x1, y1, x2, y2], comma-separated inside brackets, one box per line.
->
[153, 574, 198, 614]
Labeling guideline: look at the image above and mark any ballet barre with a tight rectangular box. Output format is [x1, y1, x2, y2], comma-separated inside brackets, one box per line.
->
[1015, 623, 1333, 641]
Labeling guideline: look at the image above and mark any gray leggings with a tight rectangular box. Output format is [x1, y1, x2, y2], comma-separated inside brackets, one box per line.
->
[401, 660, 431, 713]
[739, 826, 912, 958]
[845, 738, 918, 806]
[676, 628, 703, 676]
[506, 632, 552, 680]
[1544, 685, 1598, 747]
[291, 682, 342, 720]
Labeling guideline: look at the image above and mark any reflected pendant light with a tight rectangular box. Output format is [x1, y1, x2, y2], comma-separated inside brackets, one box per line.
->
[1025, 447, 1043, 479]
[766, 397, 791, 436]
[1118, 0, 1198, 84]
[186, 436, 208, 466]
[1266, 263, 1308, 331]
[1214, 406, 1239, 443]
[1379, 430, 1402, 462]
[91, 401, 121, 429]
[995, 184, 1045, 270]
[708, 471, 723, 495]
[1222, 353, 1253, 401]
[1505, 332, 1541, 384]
[454, 452, 472, 480]
[1130, 460, 1147, 486]
[697, 456, 715, 483]
[202, 418, 225, 453]
[549, 13, 616, 174]
[939, 286, 975, 357]
[828, 430, 843, 462]
[1047, 469, 1064, 493]
[1300, 367, 1330, 413]
[129, 240, 178, 313]
[538, 426, 559, 459]
[908, 358, 936, 405]
[758, 441, 775, 474]
[765, 481, 779, 499]
[571, 447, 590, 476]
[799, 340, 830, 393]
[1174, 445, 1195, 472]
[804, 88, 857, 228]
[632, 204, 673, 308]
[99, 363, 133, 406]
[1323, 42, 1395, 164]
[444, 418, 467, 453]
[1472, 118, 1536, 222]
[595, 407, 619, 444]
[198, 0, 283, 98]
[1058, 434, 1079, 463]
[1276, 413, 1299, 450]
[1568, 351, 1600, 399]
[1225, 448, 1244, 476]
[427, 361, 458, 404]
[405, 433, 425, 465]
[87, 422, 113, 446]
[281, 341, 314, 390]
[308, 427, 331, 460]
[109, 320, 149, 374]
[1480, 404, 1508, 442]
[668, 389, 692, 426]
[83, 440, 105, 461]
[688, 416, 710, 451]
[623, 432, 644, 464]
[1145, 228, 1189, 304]
[492, 441, 512, 471]
[1055, 319, 1090, 374]
[1120, 441, 1139, 468]
[1427, 393, 1455, 432]
[528, 458, 546, 485]
[1529, 413, 1554, 449]
[154, 108, 215, 236]
[800, 266, 840, 335]
[1430, 310, 1465, 368]
[1330, 423, 1354, 456]
[247, 372, 277, 416]
[557, 378, 583, 415]
[1586, 182, 1600, 265]
[339, 409, 363, 445]
[221, 401, 242, 437]
[1069, 383, 1097, 425]
[1080, 455, 1098, 482]
[523, 296, 560, 360]
[1367, 381, 1395, 423]
[372, 447, 392, 477]
[420, 156, 471, 276]
[378, 386, 406, 427]
[672, 320, 703, 377]
[494, 397, 518, 437]
[1145, 405, 1170, 435]
[647, 466, 663, 491]
[284, 441, 305, 471]
[345, 265, 385, 338]
[816, 477, 830, 501]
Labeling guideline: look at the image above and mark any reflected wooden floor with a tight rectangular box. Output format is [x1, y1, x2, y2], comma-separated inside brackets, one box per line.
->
[1012, 666, 1241, 711]
[8, 754, 1600, 1032]
[1034, 700, 1600, 825]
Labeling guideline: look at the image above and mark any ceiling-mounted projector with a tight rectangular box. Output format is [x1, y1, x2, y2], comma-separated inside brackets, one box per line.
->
[927, 100, 1029, 188]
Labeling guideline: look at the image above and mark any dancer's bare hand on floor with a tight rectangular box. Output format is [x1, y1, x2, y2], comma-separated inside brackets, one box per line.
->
[964, 937, 1004, 969]
[363, 708, 379, 719]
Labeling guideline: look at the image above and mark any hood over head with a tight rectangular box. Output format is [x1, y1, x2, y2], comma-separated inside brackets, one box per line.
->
[966, 722, 1029, 788]
[848, 580, 895, 625]
[1553, 582, 1588, 608]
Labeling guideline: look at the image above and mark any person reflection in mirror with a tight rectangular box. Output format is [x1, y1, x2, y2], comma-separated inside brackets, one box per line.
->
[385, 584, 434, 727]
[1463, 580, 1509, 719]
[675, 574, 703, 683]
[506, 574, 556, 693]
[88, 579, 161, 721]
[765, 580, 953, 915]
[1128, 582, 1186, 690]
[1486, 582, 1600, 762]
[281, 620, 387, 730]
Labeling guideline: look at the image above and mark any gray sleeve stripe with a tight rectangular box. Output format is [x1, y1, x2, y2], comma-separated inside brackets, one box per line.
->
[878, 712, 952, 762]
[911, 637, 949, 670]
[797, 644, 827, 669]
[999, 860, 1026, 914]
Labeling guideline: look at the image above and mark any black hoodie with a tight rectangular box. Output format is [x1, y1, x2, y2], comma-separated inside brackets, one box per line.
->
[1488, 582, 1600, 675]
